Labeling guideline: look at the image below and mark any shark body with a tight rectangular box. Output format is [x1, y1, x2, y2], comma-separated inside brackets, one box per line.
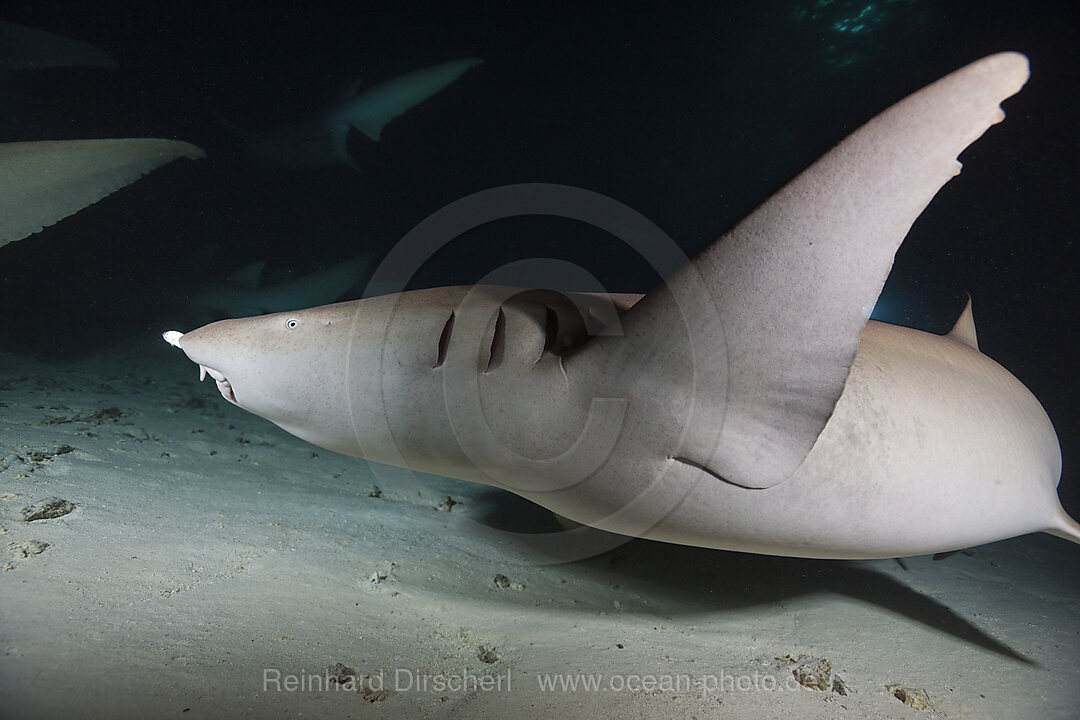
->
[242, 58, 482, 170]
[166, 53, 1080, 559]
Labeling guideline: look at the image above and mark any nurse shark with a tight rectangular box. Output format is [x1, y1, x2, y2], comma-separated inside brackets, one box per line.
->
[239, 57, 482, 170]
[164, 53, 1080, 559]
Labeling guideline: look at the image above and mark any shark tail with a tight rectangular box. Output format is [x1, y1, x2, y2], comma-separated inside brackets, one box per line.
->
[1046, 504, 1080, 546]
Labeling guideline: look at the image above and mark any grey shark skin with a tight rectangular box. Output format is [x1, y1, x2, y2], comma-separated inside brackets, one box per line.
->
[166, 53, 1080, 560]
[243, 58, 482, 170]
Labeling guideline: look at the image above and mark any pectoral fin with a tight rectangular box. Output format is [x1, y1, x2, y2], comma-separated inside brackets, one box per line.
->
[0, 138, 205, 249]
[622, 53, 1029, 489]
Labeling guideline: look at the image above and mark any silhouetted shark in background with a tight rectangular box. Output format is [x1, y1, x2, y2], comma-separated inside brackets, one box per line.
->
[232, 58, 482, 170]
[190, 255, 373, 318]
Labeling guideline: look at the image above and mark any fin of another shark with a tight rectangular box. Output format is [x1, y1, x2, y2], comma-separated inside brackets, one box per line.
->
[0, 138, 205, 249]
[612, 52, 1030, 491]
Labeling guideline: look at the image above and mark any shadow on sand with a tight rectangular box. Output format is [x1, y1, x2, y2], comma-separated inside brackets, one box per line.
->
[463, 487, 1035, 664]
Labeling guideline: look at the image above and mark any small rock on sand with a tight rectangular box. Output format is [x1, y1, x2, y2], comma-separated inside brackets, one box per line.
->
[22, 497, 75, 522]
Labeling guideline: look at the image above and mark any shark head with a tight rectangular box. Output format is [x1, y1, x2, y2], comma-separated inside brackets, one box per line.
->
[164, 285, 588, 479]
[164, 302, 359, 452]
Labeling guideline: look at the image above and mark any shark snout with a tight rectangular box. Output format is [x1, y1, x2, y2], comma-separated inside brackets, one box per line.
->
[162, 329, 239, 405]
[162, 330, 184, 348]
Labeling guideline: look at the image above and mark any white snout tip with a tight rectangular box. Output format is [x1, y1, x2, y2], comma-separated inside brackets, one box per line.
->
[162, 330, 184, 348]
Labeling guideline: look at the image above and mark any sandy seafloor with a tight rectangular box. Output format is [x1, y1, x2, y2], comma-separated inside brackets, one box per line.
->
[0, 346, 1077, 720]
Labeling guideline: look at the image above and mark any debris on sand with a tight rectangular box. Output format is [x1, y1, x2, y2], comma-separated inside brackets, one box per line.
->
[886, 684, 932, 710]
[777, 654, 847, 695]
[22, 497, 75, 522]
[476, 644, 500, 664]
[493, 573, 526, 591]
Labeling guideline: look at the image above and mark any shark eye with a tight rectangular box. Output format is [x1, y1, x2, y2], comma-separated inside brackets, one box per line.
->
[285, 318, 300, 329]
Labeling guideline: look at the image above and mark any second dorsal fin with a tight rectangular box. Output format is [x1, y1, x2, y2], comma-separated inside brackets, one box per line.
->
[948, 296, 979, 349]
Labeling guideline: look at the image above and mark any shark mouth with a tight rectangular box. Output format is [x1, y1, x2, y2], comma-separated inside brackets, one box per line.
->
[199, 365, 237, 405]
[161, 332, 238, 405]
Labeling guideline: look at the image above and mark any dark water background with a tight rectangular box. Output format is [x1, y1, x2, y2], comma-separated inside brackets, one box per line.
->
[0, 1, 1075, 512]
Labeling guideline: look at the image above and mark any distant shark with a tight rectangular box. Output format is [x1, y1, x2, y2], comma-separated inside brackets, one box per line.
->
[190, 255, 373, 318]
[238, 57, 482, 170]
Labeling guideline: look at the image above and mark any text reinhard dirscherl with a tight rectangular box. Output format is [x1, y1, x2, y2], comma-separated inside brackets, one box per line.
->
[262, 668, 813, 696]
